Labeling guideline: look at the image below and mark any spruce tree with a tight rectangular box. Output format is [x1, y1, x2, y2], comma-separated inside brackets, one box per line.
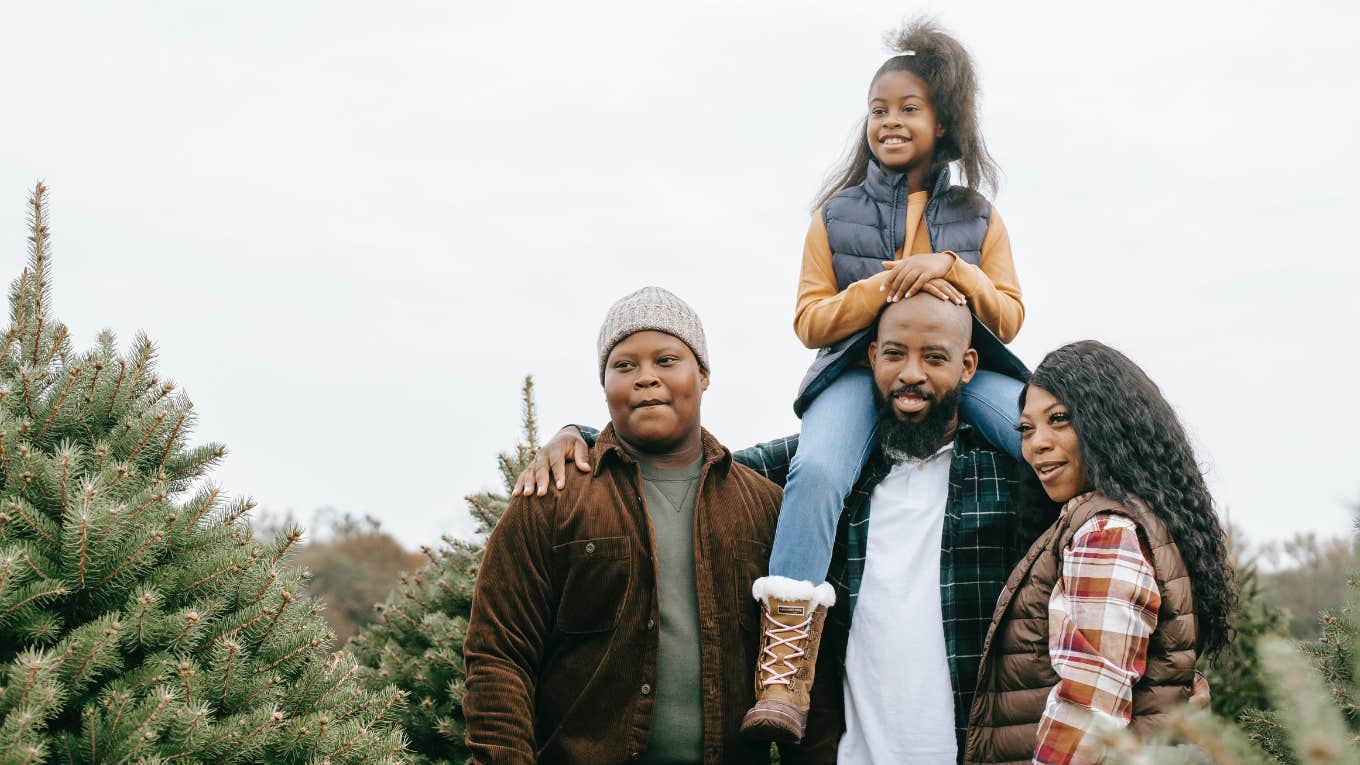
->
[351, 377, 539, 765]
[0, 183, 409, 764]
[1099, 520, 1360, 765]
[1202, 548, 1288, 722]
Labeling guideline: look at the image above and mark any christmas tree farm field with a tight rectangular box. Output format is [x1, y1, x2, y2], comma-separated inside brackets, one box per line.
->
[0, 184, 410, 763]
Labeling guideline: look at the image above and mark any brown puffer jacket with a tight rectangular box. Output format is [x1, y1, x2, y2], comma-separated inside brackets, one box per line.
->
[964, 493, 1197, 765]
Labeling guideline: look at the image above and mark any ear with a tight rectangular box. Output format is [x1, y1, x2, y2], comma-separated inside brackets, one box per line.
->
[699, 368, 710, 392]
[936, 123, 945, 138]
[868, 339, 879, 364]
[960, 348, 979, 386]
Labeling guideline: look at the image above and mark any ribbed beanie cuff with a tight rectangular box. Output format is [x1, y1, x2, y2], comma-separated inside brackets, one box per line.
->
[597, 286, 708, 383]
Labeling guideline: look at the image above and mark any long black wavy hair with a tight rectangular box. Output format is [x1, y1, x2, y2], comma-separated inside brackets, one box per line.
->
[1021, 340, 1237, 657]
[813, 17, 1000, 212]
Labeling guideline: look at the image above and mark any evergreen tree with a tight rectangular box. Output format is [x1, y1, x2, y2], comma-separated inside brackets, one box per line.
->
[0, 183, 409, 764]
[1202, 529, 1289, 723]
[1099, 520, 1360, 765]
[351, 377, 539, 765]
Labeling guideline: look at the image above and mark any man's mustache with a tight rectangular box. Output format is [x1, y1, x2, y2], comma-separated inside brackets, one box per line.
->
[887, 384, 934, 403]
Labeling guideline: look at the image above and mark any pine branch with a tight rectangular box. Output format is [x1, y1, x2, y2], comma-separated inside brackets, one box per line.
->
[26, 183, 50, 367]
[33, 365, 80, 443]
[93, 529, 165, 589]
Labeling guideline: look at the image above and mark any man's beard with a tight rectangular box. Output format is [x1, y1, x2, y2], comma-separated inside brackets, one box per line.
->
[875, 382, 963, 463]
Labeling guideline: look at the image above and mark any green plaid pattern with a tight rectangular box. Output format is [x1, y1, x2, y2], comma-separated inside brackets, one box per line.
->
[735, 424, 1022, 753]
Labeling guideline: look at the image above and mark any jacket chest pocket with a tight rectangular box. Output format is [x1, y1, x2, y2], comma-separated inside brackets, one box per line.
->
[731, 539, 771, 632]
[554, 536, 631, 634]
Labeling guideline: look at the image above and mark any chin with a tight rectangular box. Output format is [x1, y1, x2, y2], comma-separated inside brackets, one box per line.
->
[620, 420, 681, 447]
[1044, 485, 1079, 503]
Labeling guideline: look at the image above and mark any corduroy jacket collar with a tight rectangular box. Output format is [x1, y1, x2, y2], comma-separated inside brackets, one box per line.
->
[592, 422, 734, 478]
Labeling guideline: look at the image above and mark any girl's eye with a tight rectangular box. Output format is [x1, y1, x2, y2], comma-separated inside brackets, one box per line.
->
[1015, 423, 1032, 435]
[871, 107, 886, 116]
[903, 106, 918, 112]
[1050, 412, 1070, 425]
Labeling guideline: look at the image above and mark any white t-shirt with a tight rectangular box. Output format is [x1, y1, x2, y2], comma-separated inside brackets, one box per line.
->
[838, 443, 957, 765]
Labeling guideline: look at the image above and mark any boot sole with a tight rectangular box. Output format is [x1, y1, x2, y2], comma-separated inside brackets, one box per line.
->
[741, 705, 806, 743]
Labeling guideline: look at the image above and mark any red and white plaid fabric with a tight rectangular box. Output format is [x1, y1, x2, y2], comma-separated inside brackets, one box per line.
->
[1033, 507, 1161, 765]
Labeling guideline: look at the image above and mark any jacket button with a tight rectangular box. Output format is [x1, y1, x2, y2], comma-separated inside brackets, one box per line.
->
[640, 683, 652, 695]
[585, 542, 596, 554]
[647, 618, 655, 630]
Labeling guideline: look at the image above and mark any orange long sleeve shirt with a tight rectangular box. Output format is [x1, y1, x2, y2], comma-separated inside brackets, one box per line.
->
[793, 191, 1024, 348]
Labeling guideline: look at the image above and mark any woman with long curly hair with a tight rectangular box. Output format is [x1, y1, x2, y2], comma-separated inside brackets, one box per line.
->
[963, 340, 1236, 765]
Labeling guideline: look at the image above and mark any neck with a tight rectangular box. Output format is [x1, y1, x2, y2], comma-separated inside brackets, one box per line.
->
[940, 415, 959, 447]
[905, 164, 930, 194]
[617, 428, 704, 469]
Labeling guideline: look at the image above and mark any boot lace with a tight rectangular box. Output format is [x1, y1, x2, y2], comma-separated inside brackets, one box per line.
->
[757, 610, 812, 687]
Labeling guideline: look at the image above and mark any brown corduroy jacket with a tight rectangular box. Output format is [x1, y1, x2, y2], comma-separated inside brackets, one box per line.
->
[463, 425, 838, 765]
[964, 493, 1197, 765]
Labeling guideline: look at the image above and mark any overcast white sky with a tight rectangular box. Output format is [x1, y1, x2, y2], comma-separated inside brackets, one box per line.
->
[1, 0, 1355, 551]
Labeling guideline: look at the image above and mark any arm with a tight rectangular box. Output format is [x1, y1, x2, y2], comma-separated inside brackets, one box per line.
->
[1033, 514, 1161, 765]
[517, 427, 799, 491]
[794, 209, 894, 349]
[943, 208, 1024, 342]
[731, 435, 799, 487]
[463, 494, 557, 764]
[581, 426, 799, 487]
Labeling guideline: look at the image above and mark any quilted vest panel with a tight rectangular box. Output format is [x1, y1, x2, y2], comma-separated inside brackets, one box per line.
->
[793, 162, 1023, 416]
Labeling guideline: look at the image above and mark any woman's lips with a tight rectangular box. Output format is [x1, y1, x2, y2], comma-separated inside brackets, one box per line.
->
[1034, 461, 1068, 484]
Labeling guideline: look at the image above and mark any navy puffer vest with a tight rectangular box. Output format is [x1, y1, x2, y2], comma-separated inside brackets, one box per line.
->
[793, 162, 1028, 416]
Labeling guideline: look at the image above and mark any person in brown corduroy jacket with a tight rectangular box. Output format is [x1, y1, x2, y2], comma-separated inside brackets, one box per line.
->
[463, 287, 836, 765]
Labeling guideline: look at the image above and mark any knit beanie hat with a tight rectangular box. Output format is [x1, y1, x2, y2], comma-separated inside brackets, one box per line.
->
[597, 286, 709, 384]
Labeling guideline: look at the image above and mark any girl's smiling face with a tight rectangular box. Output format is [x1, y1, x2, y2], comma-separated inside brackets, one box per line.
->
[866, 70, 944, 175]
[1018, 384, 1091, 503]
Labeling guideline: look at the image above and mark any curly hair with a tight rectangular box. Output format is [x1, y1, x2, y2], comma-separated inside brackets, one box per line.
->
[1021, 340, 1237, 657]
[813, 17, 1000, 212]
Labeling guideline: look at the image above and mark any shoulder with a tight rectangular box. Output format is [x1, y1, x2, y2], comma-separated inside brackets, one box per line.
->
[822, 185, 872, 220]
[954, 426, 1021, 478]
[1066, 492, 1143, 528]
[725, 461, 783, 505]
[937, 185, 992, 216]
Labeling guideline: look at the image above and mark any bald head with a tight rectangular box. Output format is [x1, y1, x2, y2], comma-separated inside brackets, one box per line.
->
[878, 292, 973, 348]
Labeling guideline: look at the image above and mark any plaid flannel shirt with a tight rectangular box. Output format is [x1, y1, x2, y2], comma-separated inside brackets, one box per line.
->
[734, 424, 1024, 753]
[1033, 510, 1160, 765]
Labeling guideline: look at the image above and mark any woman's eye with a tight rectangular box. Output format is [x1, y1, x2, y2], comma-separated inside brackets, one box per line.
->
[1050, 412, 1069, 424]
[1016, 423, 1032, 435]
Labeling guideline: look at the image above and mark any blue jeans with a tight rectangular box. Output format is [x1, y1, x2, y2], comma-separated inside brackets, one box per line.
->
[767, 368, 1023, 583]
